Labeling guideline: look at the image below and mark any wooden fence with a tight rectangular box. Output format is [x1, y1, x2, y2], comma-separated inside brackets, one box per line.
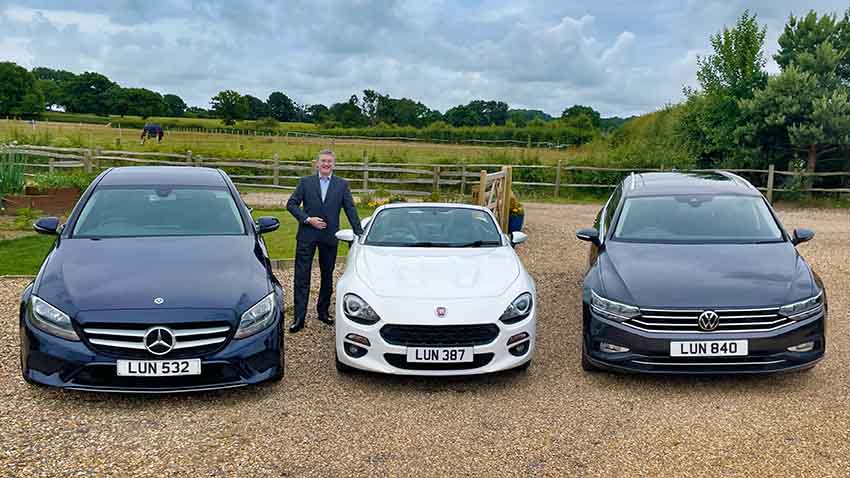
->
[3, 145, 850, 201]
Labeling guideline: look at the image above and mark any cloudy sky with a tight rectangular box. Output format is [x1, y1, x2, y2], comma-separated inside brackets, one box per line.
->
[1, 0, 848, 117]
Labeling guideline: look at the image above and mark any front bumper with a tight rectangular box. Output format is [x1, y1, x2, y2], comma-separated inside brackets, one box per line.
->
[583, 308, 825, 374]
[335, 314, 536, 376]
[20, 315, 283, 393]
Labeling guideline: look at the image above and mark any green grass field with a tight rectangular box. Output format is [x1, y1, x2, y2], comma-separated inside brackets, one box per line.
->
[1, 118, 583, 165]
[0, 207, 373, 276]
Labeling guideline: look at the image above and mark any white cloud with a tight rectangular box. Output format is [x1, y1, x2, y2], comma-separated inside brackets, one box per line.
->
[1, 0, 849, 116]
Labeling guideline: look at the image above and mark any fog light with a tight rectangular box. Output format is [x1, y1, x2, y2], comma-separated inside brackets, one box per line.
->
[507, 332, 530, 346]
[787, 341, 815, 352]
[344, 342, 368, 358]
[345, 333, 371, 347]
[509, 341, 530, 357]
[600, 342, 629, 353]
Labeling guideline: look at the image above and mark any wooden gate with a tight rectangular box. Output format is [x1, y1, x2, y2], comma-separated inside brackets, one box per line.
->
[475, 165, 513, 231]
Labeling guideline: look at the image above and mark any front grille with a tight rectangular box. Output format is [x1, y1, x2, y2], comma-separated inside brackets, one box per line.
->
[623, 306, 812, 333]
[384, 353, 495, 370]
[380, 324, 499, 347]
[82, 321, 231, 358]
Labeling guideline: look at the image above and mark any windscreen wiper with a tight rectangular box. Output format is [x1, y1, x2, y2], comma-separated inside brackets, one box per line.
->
[452, 240, 502, 247]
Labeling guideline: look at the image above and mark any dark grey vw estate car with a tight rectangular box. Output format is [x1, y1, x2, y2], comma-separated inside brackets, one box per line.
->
[577, 172, 826, 374]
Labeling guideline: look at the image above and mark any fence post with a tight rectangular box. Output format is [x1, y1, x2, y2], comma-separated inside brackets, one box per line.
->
[460, 164, 467, 195]
[478, 170, 487, 206]
[362, 151, 369, 193]
[433, 166, 441, 192]
[501, 166, 512, 231]
[48, 158, 55, 174]
[94, 147, 101, 170]
[195, 154, 202, 167]
[83, 149, 93, 173]
[766, 164, 775, 203]
[186, 150, 193, 164]
[554, 160, 562, 197]
[273, 153, 280, 186]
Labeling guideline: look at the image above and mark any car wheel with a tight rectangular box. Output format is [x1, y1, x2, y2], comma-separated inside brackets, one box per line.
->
[514, 359, 532, 372]
[335, 351, 356, 374]
[20, 350, 37, 386]
[581, 342, 602, 373]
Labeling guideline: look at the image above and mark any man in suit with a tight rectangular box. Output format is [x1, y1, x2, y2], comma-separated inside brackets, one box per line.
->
[286, 149, 364, 333]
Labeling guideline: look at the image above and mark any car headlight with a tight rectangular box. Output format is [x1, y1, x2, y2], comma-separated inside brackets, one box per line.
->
[779, 291, 823, 319]
[343, 293, 381, 325]
[500, 292, 533, 324]
[234, 292, 277, 339]
[29, 296, 79, 341]
[590, 290, 640, 322]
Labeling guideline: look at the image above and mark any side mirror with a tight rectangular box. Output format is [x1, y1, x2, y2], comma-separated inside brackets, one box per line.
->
[336, 229, 356, 243]
[255, 216, 280, 234]
[576, 228, 601, 246]
[792, 228, 814, 246]
[511, 231, 528, 246]
[33, 217, 60, 235]
[360, 216, 371, 229]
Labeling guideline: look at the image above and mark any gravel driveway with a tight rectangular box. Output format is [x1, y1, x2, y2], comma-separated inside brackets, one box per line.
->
[2, 203, 849, 477]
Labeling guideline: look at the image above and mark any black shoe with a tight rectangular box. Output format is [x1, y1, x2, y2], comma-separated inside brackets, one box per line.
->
[288, 321, 305, 333]
[317, 314, 334, 326]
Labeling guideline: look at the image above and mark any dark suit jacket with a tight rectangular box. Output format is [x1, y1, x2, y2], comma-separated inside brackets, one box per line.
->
[287, 174, 363, 244]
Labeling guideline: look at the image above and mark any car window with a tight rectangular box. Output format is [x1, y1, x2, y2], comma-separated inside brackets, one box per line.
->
[612, 195, 783, 243]
[73, 186, 246, 237]
[365, 207, 502, 247]
[602, 184, 622, 236]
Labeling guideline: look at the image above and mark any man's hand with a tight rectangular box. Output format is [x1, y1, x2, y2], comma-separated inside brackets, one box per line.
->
[306, 217, 327, 230]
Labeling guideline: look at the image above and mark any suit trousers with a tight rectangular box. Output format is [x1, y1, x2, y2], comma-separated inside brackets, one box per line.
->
[293, 239, 339, 324]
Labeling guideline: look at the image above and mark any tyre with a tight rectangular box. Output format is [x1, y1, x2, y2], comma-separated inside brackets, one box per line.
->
[335, 350, 356, 374]
[514, 359, 532, 371]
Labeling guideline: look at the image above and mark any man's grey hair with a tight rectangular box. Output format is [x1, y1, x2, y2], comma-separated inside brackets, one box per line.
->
[316, 149, 336, 162]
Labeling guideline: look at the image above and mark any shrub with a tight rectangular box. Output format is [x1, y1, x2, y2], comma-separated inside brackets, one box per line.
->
[0, 155, 25, 195]
[33, 172, 98, 191]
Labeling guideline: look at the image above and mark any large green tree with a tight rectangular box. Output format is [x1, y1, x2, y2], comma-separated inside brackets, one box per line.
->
[61, 72, 115, 115]
[210, 90, 248, 125]
[267, 91, 297, 122]
[677, 11, 768, 167]
[243, 95, 269, 120]
[561, 105, 601, 129]
[775, 9, 850, 84]
[107, 87, 163, 118]
[32, 67, 75, 108]
[444, 100, 509, 127]
[327, 95, 368, 127]
[737, 10, 850, 178]
[0, 62, 44, 116]
[162, 94, 187, 117]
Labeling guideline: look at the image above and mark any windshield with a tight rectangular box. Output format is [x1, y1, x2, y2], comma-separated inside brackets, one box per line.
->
[612, 195, 783, 243]
[365, 207, 502, 247]
[73, 186, 245, 237]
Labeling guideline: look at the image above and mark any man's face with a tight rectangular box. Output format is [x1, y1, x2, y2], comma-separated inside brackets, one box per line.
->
[317, 154, 335, 177]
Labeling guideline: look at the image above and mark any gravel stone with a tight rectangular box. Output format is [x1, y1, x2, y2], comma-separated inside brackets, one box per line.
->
[1, 203, 848, 477]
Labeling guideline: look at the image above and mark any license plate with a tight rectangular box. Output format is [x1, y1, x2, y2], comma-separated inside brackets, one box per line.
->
[116, 359, 201, 376]
[406, 347, 474, 363]
[670, 340, 748, 357]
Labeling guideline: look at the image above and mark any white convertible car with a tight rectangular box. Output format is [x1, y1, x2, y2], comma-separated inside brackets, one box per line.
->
[334, 203, 536, 375]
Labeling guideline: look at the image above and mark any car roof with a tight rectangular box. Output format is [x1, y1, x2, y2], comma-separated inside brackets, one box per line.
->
[376, 202, 491, 212]
[98, 166, 227, 187]
[624, 171, 762, 197]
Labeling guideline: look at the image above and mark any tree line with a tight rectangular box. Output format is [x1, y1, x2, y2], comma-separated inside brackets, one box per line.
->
[0, 62, 618, 140]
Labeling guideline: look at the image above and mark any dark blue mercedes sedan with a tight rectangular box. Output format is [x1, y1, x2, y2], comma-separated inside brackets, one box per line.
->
[20, 166, 284, 392]
[577, 171, 826, 374]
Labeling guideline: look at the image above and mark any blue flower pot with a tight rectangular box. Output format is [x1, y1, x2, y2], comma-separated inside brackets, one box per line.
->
[508, 214, 524, 233]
